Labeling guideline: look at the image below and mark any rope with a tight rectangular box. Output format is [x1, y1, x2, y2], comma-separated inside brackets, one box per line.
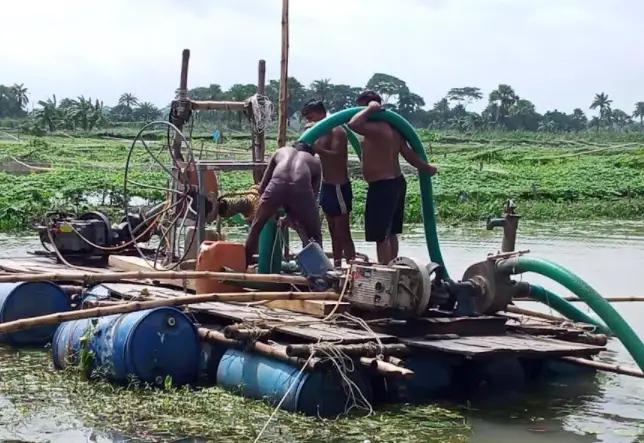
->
[245, 94, 274, 135]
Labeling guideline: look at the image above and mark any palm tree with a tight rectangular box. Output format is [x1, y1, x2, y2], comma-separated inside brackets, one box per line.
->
[589, 93, 612, 131]
[10, 83, 29, 110]
[488, 84, 519, 126]
[310, 79, 332, 102]
[633, 102, 644, 130]
[118, 93, 139, 112]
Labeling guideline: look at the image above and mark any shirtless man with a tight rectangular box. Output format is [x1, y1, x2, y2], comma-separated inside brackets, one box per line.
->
[348, 91, 438, 264]
[243, 142, 322, 267]
[301, 99, 356, 268]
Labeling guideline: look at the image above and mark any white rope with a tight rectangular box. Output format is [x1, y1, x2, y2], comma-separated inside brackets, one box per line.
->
[246, 93, 274, 134]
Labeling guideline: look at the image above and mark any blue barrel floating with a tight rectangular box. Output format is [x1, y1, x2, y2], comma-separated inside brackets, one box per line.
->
[52, 307, 201, 386]
[0, 281, 71, 346]
[379, 356, 454, 404]
[217, 348, 373, 416]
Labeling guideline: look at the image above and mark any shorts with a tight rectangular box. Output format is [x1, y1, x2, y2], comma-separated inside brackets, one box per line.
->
[364, 175, 406, 243]
[260, 179, 321, 243]
[319, 181, 353, 216]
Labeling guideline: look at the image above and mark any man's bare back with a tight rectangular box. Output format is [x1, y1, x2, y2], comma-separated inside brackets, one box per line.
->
[264, 146, 321, 190]
[244, 143, 322, 267]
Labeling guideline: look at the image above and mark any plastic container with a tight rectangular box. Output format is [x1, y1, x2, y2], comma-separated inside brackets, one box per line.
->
[0, 281, 71, 346]
[195, 241, 247, 294]
[216, 348, 373, 416]
[52, 307, 201, 386]
[295, 241, 334, 277]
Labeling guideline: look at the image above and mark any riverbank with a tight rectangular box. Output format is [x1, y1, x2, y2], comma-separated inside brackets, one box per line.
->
[0, 133, 642, 231]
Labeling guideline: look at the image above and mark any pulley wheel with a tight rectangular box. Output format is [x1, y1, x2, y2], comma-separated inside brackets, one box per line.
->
[462, 261, 514, 314]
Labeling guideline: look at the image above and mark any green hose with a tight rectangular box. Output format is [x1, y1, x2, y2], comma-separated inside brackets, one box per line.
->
[257, 218, 283, 274]
[498, 256, 644, 372]
[299, 107, 448, 276]
[343, 124, 363, 160]
[518, 282, 611, 335]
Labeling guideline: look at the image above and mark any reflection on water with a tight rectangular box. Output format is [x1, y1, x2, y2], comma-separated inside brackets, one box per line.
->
[0, 220, 644, 442]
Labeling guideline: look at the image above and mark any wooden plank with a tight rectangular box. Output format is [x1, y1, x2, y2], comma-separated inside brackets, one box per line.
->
[0, 258, 111, 276]
[101, 283, 394, 344]
[401, 333, 605, 359]
[264, 300, 349, 317]
[109, 255, 196, 290]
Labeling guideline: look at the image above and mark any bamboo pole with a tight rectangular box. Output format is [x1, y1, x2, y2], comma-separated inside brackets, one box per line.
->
[560, 356, 644, 379]
[0, 291, 337, 334]
[223, 325, 271, 340]
[255, 59, 267, 184]
[515, 296, 644, 303]
[277, 0, 289, 148]
[0, 270, 308, 285]
[506, 305, 570, 323]
[286, 342, 409, 358]
[198, 327, 323, 371]
[360, 357, 414, 378]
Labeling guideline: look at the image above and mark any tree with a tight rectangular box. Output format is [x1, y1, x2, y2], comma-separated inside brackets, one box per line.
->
[488, 84, 519, 127]
[633, 102, 644, 130]
[10, 83, 29, 111]
[446, 87, 483, 109]
[310, 79, 332, 102]
[590, 93, 612, 130]
[365, 73, 406, 104]
[34, 95, 61, 132]
[396, 86, 425, 121]
[133, 102, 162, 123]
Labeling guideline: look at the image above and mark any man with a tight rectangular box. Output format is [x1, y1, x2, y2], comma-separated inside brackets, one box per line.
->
[301, 99, 356, 268]
[348, 90, 438, 265]
[243, 142, 322, 268]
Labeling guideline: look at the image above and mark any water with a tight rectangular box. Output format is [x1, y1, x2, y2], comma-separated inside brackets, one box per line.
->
[0, 221, 644, 442]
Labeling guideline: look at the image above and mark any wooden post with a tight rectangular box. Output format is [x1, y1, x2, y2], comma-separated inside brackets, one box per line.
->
[277, 0, 289, 148]
[254, 59, 267, 184]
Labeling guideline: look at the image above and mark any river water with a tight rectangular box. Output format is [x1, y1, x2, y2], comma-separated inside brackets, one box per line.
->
[0, 220, 643, 443]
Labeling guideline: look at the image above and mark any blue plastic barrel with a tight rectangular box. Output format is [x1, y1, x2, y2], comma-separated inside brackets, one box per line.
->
[295, 242, 334, 277]
[216, 348, 373, 416]
[52, 307, 201, 386]
[0, 281, 71, 346]
[381, 356, 454, 403]
[52, 317, 94, 369]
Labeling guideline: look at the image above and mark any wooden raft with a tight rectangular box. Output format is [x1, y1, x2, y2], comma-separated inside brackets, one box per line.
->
[0, 257, 113, 276]
[100, 283, 394, 344]
[108, 255, 348, 317]
[400, 334, 605, 359]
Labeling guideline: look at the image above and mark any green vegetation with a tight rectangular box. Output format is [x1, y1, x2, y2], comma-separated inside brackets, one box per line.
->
[0, 348, 469, 442]
[0, 131, 642, 232]
[2, 74, 644, 133]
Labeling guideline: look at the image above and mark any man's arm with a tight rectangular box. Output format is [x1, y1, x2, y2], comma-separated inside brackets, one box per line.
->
[399, 142, 437, 176]
[347, 101, 386, 138]
[258, 153, 277, 194]
[310, 158, 322, 198]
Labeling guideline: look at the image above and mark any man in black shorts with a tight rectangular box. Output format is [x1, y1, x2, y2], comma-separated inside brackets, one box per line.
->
[348, 91, 437, 264]
[301, 99, 355, 267]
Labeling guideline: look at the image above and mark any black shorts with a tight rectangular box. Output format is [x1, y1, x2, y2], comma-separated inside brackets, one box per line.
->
[365, 175, 406, 243]
[319, 181, 353, 216]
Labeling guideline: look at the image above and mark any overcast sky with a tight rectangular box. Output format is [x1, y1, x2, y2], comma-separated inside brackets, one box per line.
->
[2, 0, 642, 114]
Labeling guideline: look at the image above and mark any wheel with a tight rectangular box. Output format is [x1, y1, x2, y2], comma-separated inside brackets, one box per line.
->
[123, 120, 199, 270]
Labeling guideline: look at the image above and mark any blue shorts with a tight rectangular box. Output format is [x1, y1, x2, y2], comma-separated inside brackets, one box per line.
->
[319, 181, 353, 216]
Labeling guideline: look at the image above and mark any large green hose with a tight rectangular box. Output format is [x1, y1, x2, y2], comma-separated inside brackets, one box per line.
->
[343, 124, 363, 160]
[498, 256, 644, 372]
[517, 282, 611, 335]
[298, 107, 448, 276]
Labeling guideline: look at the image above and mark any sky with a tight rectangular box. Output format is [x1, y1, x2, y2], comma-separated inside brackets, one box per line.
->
[2, 0, 642, 115]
